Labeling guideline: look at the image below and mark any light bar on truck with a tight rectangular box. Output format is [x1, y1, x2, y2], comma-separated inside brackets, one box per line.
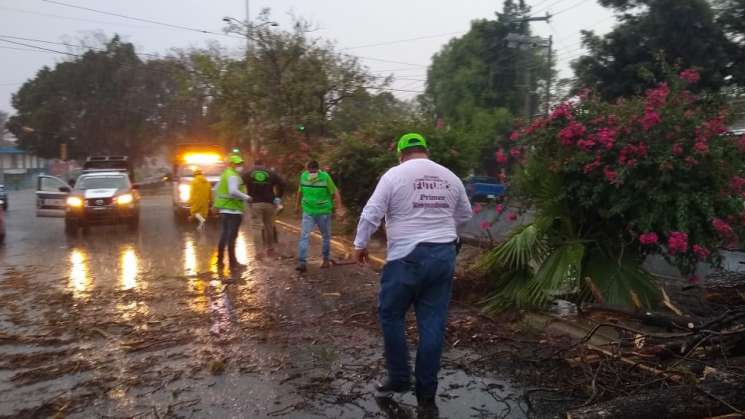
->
[182, 152, 222, 165]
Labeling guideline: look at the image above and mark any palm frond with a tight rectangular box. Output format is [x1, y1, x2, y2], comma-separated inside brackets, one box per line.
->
[582, 248, 660, 308]
[480, 223, 547, 273]
[523, 243, 586, 308]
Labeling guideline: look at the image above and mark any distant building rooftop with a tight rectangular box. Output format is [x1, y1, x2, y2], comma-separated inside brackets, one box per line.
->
[0, 147, 25, 154]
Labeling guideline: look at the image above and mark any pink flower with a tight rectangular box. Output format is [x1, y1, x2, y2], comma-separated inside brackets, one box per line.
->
[509, 131, 520, 141]
[510, 147, 522, 159]
[731, 176, 745, 193]
[667, 231, 689, 255]
[680, 68, 701, 84]
[639, 232, 659, 245]
[693, 141, 709, 155]
[712, 218, 734, 238]
[583, 155, 602, 174]
[639, 110, 662, 131]
[479, 220, 491, 230]
[604, 166, 619, 183]
[558, 121, 586, 145]
[672, 143, 684, 156]
[577, 138, 596, 151]
[495, 149, 508, 164]
[692, 244, 710, 260]
[550, 103, 573, 120]
[596, 128, 617, 150]
[473, 203, 482, 214]
[507, 212, 518, 221]
[495, 204, 504, 214]
[645, 82, 670, 109]
[684, 156, 699, 167]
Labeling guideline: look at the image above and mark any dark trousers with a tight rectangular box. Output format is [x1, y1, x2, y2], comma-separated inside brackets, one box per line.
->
[217, 213, 243, 264]
[378, 242, 456, 399]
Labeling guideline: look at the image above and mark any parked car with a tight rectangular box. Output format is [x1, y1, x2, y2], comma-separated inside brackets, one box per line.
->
[464, 176, 506, 202]
[0, 184, 7, 210]
[0, 197, 5, 244]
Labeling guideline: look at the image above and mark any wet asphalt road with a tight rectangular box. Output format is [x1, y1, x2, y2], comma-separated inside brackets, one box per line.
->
[0, 190, 529, 418]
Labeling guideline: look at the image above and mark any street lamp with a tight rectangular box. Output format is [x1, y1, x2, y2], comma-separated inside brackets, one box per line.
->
[222, 16, 278, 53]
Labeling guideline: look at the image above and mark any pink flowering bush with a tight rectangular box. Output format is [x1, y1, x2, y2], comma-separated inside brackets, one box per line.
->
[482, 69, 745, 310]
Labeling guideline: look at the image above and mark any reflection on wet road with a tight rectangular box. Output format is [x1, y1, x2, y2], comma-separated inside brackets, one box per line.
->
[68, 248, 90, 298]
[0, 190, 531, 418]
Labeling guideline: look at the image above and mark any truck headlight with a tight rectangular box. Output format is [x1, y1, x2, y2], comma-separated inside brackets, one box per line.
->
[178, 183, 191, 202]
[67, 197, 83, 207]
[116, 194, 134, 205]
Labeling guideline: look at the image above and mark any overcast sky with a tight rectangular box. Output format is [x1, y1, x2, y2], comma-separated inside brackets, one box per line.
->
[0, 0, 617, 115]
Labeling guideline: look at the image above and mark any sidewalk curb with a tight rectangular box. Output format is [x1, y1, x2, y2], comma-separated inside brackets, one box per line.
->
[274, 219, 387, 269]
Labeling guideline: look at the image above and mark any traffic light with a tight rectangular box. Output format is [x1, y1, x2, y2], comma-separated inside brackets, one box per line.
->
[296, 124, 305, 133]
[232, 148, 240, 153]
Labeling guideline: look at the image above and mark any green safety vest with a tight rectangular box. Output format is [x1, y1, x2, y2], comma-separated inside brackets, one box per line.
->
[299, 171, 335, 215]
[214, 167, 247, 211]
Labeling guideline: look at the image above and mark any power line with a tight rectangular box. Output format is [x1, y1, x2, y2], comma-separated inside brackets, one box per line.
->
[354, 55, 428, 68]
[0, 45, 60, 54]
[0, 38, 78, 57]
[41, 0, 238, 38]
[0, 34, 161, 58]
[553, 0, 593, 16]
[533, 0, 572, 15]
[0, 5, 168, 31]
[367, 86, 424, 94]
[340, 31, 464, 51]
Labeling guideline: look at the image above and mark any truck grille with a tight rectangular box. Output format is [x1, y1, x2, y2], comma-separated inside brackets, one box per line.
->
[86, 198, 113, 207]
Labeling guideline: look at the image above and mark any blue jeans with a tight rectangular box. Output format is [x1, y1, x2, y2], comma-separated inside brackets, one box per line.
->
[218, 213, 242, 264]
[297, 213, 331, 264]
[378, 242, 456, 399]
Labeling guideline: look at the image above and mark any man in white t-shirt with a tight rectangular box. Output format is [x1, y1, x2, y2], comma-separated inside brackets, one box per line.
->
[354, 133, 473, 412]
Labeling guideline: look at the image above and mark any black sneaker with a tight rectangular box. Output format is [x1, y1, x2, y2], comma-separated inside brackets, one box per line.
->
[295, 263, 307, 273]
[416, 395, 438, 418]
[375, 379, 411, 397]
[229, 261, 247, 271]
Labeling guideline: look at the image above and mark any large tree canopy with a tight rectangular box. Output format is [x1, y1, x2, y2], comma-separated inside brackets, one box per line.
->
[425, 0, 551, 121]
[572, 0, 742, 99]
[8, 36, 204, 161]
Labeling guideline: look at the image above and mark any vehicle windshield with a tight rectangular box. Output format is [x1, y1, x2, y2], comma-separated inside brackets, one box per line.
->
[178, 164, 225, 177]
[75, 176, 128, 190]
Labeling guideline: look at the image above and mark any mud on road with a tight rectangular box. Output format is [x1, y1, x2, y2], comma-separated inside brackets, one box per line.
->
[0, 192, 566, 418]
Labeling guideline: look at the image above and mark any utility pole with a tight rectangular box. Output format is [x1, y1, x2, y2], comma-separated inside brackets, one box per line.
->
[245, 0, 251, 53]
[505, 14, 552, 119]
[546, 35, 553, 116]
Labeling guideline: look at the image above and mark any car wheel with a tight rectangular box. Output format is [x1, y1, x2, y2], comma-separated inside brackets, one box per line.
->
[64, 219, 78, 235]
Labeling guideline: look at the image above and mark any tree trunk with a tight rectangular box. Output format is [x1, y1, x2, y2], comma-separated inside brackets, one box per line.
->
[566, 374, 745, 419]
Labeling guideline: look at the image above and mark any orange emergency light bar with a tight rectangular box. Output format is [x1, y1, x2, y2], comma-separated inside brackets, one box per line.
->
[182, 152, 223, 165]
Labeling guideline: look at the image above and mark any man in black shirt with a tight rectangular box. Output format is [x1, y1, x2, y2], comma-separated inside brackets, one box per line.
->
[243, 160, 285, 258]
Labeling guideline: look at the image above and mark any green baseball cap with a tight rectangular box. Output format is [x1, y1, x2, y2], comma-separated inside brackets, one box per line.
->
[228, 154, 244, 164]
[397, 132, 428, 154]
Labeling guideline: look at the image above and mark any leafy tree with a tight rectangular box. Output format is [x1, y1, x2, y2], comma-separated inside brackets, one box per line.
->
[0, 110, 9, 144]
[572, 0, 741, 99]
[483, 70, 745, 311]
[8, 36, 206, 162]
[425, 0, 551, 120]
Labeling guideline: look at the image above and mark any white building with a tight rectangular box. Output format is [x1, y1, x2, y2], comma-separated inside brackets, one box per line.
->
[0, 146, 48, 189]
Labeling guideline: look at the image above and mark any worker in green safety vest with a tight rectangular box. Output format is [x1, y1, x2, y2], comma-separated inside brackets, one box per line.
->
[214, 154, 252, 270]
[295, 160, 346, 273]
